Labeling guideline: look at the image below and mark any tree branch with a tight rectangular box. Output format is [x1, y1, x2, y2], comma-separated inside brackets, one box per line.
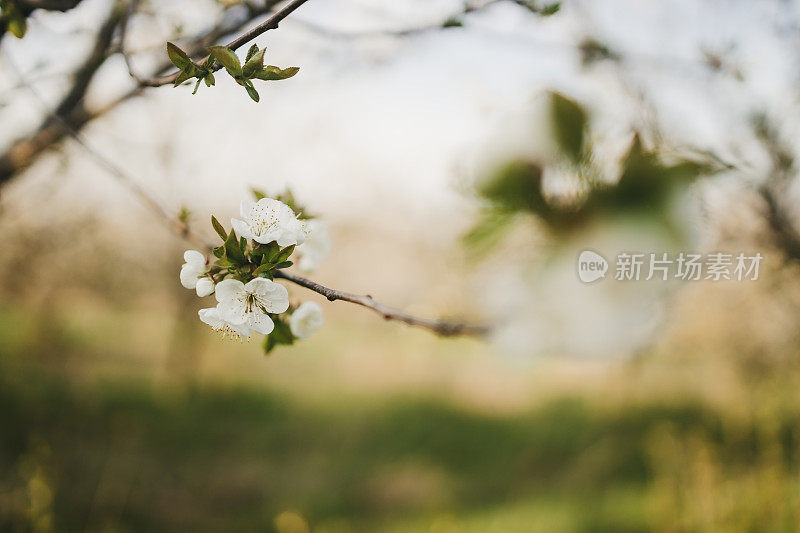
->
[131, 0, 311, 87]
[754, 116, 800, 262]
[0, 0, 302, 187]
[0, 1, 125, 183]
[15, 0, 83, 10]
[274, 270, 489, 338]
[290, 0, 500, 40]
[6, 48, 489, 339]
[0, 0, 489, 338]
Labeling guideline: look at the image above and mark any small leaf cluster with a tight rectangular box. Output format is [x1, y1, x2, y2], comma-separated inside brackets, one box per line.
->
[167, 42, 299, 101]
[209, 215, 295, 282]
[467, 92, 722, 252]
[167, 42, 217, 94]
[1, 0, 28, 38]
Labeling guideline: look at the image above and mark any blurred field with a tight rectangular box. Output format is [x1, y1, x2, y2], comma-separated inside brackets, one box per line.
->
[1, 215, 800, 532]
[2, 283, 800, 532]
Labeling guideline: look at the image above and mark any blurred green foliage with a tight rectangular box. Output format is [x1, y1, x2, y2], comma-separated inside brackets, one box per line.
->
[2, 310, 800, 532]
[468, 92, 721, 254]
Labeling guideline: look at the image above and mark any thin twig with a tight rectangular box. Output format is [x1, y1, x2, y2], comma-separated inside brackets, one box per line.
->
[118, 0, 146, 84]
[754, 116, 800, 262]
[274, 270, 489, 338]
[2, 51, 207, 244]
[134, 0, 311, 87]
[289, 0, 501, 40]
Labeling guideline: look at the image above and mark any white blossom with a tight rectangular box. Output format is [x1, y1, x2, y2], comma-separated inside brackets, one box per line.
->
[180, 250, 206, 289]
[195, 278, 215, 297]
[296, 219, 332, 273]
[214, 278, 290, 336]
[231, 198, 308, 247]
[198, 307, 252, 341]
[290, 301, 324, 339]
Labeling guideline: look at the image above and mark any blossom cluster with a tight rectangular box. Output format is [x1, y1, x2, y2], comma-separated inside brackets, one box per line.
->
[180, 194, 331, 353]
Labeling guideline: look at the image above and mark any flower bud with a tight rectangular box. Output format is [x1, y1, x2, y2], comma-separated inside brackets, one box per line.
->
[195, 278, 215, 297]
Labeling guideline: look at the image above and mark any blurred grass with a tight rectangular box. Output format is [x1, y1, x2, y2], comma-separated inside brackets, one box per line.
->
[2, 302, 800, 532]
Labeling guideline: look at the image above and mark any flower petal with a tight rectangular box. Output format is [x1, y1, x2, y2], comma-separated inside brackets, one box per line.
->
[248, 310, 274, 335]
[290, 301, 324, 339]
[252, 227, 281, 244]
[219, 300, 248, 325]
[245, 278, 289, 313]
[296, 222, 331, 273]
[180, 264, 202, 289]
[195, 278, 215, 297]
[229, 320, 252, 339]
[231, 217, 252, 240]
[183, 250, 206, 267]
[240, 199, 256, 220]
[198, 307, 223, 329]
[215, 279, 244, 304]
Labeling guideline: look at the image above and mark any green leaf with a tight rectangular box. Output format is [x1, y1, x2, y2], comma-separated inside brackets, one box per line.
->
[252, 188, 268, 201]
[7, 15, 26, 38]
[245, 83, 260, 102]
[243, 47, 267, 78]
[267, 244, 286, 263]
[549, 92, 588, 162]
[204, 72, 215, 86]
[263, 317, 295, 354]
[464, 210, 516, 257]
[245, 44, 259, 63]
[211, 216, 227, 241]
[224, 229, 246, 264]
[208, 45, 242, 77]
[213, 245, 225, 259]
[253, 66, 299, 81]
[253, 263, 273, 277]
[274, 260, 293, 270]
[540, 2, 561, 15]
[1, 0, 26, 38]
[273, 245, 295, 264]
[253, 242, 279, 258]
[173, 69, 194, 87]
[192, 77, 203, 94]
[178, 206, 191, 224]
[167, 42, 192, 70]
[480, 160, 547, 213]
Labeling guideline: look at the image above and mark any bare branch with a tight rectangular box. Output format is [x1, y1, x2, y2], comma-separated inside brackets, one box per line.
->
[0, 2, 125, 183]
[290, 0, 500, 40]
[274, 270, 489, 338]
[754, 116, 800, 262]
[3, 52, 209, 245]
[15, 0, 83, 11]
